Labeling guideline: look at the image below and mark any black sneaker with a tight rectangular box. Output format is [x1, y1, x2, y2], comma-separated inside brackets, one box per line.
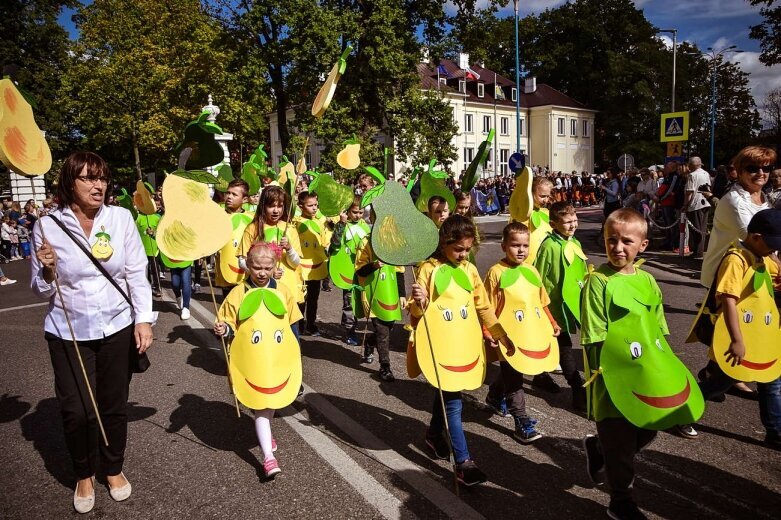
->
[582, 434, 605, 485]
[674, 424, 698, 439]
[362, 345, 374, 364]
[607, 499, 648, 520]
[456, 459, 487, 487]
[513, 417, 542, 444]
[379, 364, 395, 382]
[306, 326, 321, 337]
[345, 335, 359, 346]
[532, 372, 561, 393]
[572, 386, 587, 412]
[425, 433, 449, 460]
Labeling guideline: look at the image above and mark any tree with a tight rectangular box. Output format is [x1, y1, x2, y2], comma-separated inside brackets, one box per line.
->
[761, 86, 781, 151]
[0, 0, 76, 164]
[749, 0, 781, 66]
[62, 0, 268, 184]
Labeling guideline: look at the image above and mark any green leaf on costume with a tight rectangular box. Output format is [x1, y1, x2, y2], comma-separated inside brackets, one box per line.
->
[361, 184, 385, 208]
[531, 210, 549, 229]
[753, 267, 774, 297]
[451, 266, 473, 292]
[261, 289, 286, 317]
[518, 265, 542, 287]
[199, 121, 224, 134]
[406, 167, 421, 193]
[499, 266, 520, 289]
[363, 166, 386, 184]
[171, 169, 219, 184]
[434, 265, 453, 297]
[238, 289, 264, 321]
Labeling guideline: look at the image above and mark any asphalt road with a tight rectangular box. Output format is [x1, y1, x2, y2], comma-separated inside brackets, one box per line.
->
[1, 207, 779, 519]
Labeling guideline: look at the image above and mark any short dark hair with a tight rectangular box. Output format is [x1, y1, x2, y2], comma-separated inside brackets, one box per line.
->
[502, 221, 529, 242]
[57, 151, 111, 208]
[297, 190, 317, 205]
[228, 178, 249, 196]
[436, 214, 476, 259]
[549, 201, 576, 223]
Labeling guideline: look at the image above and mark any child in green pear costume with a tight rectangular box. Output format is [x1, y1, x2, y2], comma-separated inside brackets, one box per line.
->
[135, 212, 162, 297]
[328, 196, 370, 345]
[354, 214, 407, 383]
[692, 209, 781, 449]
[580, 209, 704, 520]
[533, 201, 587, 410]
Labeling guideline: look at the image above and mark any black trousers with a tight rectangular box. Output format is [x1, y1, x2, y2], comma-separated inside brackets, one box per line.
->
[299, 280, 321, 332]
[371, 318, 393, 365]
[558, 332, 583, 387]
[46, 325, 134, 479]
[487, 361, 528, 419]
[146, 255, 160, 291]
[596, 417, 657, 502]
[687, 208, 708, 256]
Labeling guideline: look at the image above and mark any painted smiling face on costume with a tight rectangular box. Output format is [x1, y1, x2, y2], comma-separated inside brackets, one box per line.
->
[230, 288, 302, 410]
[601, 277, 704, 430]
[362, 265, 402, 322]
[219, 213, 253, 284]
[414, 264, 485, 391]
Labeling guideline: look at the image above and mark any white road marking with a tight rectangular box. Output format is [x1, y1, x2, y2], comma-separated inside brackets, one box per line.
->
[179, 287, 484, 520]
[0, 301, 48, 313]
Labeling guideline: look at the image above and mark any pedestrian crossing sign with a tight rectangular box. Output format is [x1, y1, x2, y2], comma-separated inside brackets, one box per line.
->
[660, 111, 689, 142]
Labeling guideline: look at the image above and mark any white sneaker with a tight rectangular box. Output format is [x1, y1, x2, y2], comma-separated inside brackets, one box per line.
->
[181, 307, 190, 320]
[177, 296, 183, 310]
[193, 283, 201, 294]
[0, 278, 16, 286]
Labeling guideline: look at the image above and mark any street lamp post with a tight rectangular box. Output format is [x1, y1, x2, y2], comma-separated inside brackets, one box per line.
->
[657, 29, 678, 111]
[513, 0, 521, 156]
[705, 45, 741, 170]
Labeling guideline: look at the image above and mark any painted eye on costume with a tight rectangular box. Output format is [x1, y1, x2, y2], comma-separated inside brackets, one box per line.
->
[380, 272, 387, 281]
[535, 307, 541, 319]
[233, 239, 239, 248]
[345, 246, 352, 255]
[515, 310, 524, 322]
[442, 308, 453, 321]
[274, 330, 283, 343]
[765, 312, 772, 326]
[460, 305, 468, 319]
[577, 280, 584, 289]
[304, 241, 310, 248]
[629, 341, 642, 360]
[655, 339, 663, 351]
[743, 310, 754, 324]
[251, 331, 262, 344]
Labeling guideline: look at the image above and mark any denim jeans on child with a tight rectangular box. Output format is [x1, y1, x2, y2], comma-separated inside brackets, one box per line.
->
[429, 390, 469, 463]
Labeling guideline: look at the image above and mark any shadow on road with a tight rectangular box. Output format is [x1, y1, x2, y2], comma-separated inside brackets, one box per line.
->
[0, 393, 31, 423]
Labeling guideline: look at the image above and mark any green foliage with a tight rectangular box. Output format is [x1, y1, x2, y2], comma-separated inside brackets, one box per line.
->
[750, 0, 781, 66]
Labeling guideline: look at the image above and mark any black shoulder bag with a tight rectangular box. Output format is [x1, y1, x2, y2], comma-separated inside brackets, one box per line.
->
[47, 215, 151, 373]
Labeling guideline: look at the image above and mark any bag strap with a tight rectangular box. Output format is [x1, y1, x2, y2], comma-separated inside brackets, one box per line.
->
[47, 214, 133, 307]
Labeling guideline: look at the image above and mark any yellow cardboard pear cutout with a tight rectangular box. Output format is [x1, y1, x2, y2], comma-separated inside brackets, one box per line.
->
[312, 45, 352, 118]
[296, 219, 328, 281]
[496, 264, 560, 375]
[133, 180, 157, 215]
[156, 173, 232, 261]
[412, 264, 485, 391]
[509, 166, 533, 223]
[0, 78, 52, 176]
[231, 288, 302, 410]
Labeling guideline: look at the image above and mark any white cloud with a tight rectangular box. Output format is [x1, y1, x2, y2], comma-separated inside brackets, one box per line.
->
[656, 34, 673, 49]
[732, 52, 781, 108]
[635, 0, 756, 20]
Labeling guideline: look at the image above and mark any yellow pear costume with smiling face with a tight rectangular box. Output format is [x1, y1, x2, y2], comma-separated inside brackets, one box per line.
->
[230, 288, 302, 410]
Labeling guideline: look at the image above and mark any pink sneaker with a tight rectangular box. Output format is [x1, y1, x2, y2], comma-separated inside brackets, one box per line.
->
[272, 438, 277, 452]
[263, 457, 281, 478]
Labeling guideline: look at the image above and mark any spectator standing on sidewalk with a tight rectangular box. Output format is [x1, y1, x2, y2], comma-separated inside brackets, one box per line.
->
[685, 157, 712, 259]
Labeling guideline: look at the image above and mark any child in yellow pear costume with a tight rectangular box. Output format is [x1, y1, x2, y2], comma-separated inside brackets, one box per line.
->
[216, 179, 253, 296]
[691, 209, 781, 449]
[214, 243, 303, 479]
[239, 185, 305, 335]
[515, 176, 554, 264]
[410, 215, 515, 487]
[294, 191, 329, 336]
[483, 221, 561, 444]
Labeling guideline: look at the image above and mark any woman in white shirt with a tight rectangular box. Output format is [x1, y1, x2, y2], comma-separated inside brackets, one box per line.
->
[31, 152, 154, 513]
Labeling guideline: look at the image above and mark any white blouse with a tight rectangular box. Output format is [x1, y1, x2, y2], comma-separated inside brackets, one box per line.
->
[700, 184, 769, 287]
[31, 205, 155, 341]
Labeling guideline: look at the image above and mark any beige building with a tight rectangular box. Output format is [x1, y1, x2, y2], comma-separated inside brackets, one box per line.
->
[268, 54, 596, 177]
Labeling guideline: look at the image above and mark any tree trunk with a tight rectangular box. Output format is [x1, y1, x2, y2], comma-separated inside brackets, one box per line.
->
[270, 67, 290, 156]
[132, 124, 143, 181]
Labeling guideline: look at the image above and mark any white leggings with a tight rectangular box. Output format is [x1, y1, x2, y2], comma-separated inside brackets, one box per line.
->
[254, 409, 275, 460]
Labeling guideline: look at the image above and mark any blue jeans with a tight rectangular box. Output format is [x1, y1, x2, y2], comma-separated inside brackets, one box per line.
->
[429, 390, 469, 464]
[171, 266, 192, 309]
[700, 361, 781, 437]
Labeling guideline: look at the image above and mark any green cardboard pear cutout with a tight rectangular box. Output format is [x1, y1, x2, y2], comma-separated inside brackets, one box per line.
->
[461, 129, 494, 192]
[369, 180, 439, 266]
[329, 220, 369, 290]
[415, 160, 455, 213]
[309, 170, 353, 217]
[360, 265, 402, 322]
[231, 287, 302, 410]
[174, 110, 225, 170]
[599, 272, 705, 430]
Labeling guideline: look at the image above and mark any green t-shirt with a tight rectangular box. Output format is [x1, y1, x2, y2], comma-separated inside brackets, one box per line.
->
[534, 232, 581, 333]
[580, 263, 669, 421]
[135, 213, 161, 257]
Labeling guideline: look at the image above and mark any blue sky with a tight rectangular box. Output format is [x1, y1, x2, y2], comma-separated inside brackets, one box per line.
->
[59, 0, 780, 108]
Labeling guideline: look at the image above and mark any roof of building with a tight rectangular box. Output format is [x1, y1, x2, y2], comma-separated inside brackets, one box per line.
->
[418, 58, 591, 110]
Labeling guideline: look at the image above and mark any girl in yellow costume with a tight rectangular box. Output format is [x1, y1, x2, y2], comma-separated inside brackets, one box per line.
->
[238, 185, 305, 333]
[523, 176, 554, 263]
[410, 215, 515, 486]
[214, 243, 303, 479]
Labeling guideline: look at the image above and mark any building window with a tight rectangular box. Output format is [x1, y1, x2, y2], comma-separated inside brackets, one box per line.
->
[520, 118, 525, 136]
[570, 119, 577, 137]
[500, 117, 509, 136]
[458, 80, 467, 94]
[482, 115, 491, 134]
[477, 83, 485, 98]
[500, 149, 509, 176]
[464, 113, 473, 133]
[463, 147, 474, 171]
[439, 77, 447, 86]
[557, 117, 565, 136]
[511, 88, 517, 102]
[583, 120, 590, 138]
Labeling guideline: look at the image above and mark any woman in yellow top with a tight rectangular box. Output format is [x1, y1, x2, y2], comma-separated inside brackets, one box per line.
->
[238, 185, 305, 319]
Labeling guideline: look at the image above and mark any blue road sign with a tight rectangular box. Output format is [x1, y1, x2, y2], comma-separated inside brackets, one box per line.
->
[509, 152, 525, 173]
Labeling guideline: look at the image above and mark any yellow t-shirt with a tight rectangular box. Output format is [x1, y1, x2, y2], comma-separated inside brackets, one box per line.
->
[238, 220, 305, 303]
[714, 246, 779, 302]
[218, 279, 303, 335]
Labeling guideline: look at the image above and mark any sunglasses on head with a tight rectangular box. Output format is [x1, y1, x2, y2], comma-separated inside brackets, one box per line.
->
[744, 164, 773, 174]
